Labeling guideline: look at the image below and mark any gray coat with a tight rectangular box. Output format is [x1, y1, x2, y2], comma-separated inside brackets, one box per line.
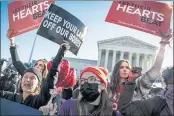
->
[118, 83, 172, 116]
[133, 67, 161, 100]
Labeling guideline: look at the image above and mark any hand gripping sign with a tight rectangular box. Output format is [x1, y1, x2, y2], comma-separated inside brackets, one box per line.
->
[37, 4, 88, 55]
[8, 0, 55, 37]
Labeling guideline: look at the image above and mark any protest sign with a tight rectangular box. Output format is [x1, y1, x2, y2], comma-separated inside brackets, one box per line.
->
[37, 4, 87, 55]
[0, 98, 42, 115]
[8, 0, 55, 37]
[105, 1, 173, 36]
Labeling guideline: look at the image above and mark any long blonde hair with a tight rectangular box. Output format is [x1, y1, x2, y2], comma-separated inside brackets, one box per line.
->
[32, 83, 41, 95]
[34, 59, 48, 79]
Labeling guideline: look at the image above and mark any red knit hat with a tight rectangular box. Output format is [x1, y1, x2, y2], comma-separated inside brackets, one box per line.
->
[99, 67, 108, 77]
[80, 66, 108, 87]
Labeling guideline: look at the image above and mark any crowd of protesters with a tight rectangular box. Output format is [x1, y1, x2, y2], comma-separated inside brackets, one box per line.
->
[0, 28, 173, 116]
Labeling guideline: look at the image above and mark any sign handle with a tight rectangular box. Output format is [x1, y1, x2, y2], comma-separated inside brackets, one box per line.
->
[28, 35, 38, 65]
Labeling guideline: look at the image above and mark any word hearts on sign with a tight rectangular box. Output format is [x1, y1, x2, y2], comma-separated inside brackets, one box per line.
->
[37, 4, 87, 55]
[8, 0, 55, 37]
[105, 1, 173, 37]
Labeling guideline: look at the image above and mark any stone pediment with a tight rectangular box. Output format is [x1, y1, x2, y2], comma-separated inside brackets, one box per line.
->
[98, 36, 158, 50]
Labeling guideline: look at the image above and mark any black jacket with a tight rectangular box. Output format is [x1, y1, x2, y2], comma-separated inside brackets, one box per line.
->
[118, 83, 173, 116]
[10, 46, 27, 76]
[0, 47, 66, 109]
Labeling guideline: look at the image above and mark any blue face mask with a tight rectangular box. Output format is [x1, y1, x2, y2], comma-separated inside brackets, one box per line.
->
[165, 84, 173, 115]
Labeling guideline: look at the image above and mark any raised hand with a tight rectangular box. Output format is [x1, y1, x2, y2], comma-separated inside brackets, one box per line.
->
[159, 29, 173, 45]
[60, 40, 70, 54]
[7, 29, 16, 40]
[128, 67, 142, 82]
[7, 29, 17, 46]
[60, 40, 70, 50]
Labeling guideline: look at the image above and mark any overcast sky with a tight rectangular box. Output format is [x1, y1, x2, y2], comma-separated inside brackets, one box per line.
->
[1, 1, 173, 68]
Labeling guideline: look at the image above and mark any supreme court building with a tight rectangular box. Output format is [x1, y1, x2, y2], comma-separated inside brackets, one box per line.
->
[97, 36, 158, 73]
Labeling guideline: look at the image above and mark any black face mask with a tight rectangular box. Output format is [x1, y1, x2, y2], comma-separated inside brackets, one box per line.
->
[80, 83, 100, 102]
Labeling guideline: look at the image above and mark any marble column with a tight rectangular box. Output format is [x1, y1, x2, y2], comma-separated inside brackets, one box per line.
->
[120, 51, 124, 60]
[136, 53, 140, 67]
[151, 55, 155, 66]
[144, 54, 148, 71]
[112, 50, 117, 70]
[97, 49, 102, 66]
[104, 50, 109, 68]
[128, 52, 132, 65]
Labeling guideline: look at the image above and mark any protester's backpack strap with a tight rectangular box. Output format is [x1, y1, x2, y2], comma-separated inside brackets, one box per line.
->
[152, 98, 166, 116]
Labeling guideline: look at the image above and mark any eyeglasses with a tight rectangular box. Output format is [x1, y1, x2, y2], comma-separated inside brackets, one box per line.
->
[80, 76, 101, 85]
